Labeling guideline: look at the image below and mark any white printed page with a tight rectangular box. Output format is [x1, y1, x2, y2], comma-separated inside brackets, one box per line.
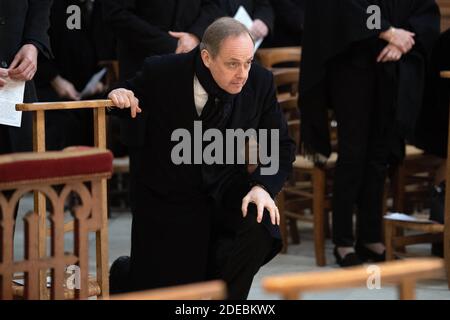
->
[0, 78, 25, 127]
[233, 6, 263, 51]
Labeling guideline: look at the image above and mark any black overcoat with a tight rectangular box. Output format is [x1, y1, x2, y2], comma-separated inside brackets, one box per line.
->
[214, 0, 274, 32]
[0, 0, 52, 152]
[103, 0, 221, 148]
[111, 48, 296, 289]
[299, 0, 440, 160]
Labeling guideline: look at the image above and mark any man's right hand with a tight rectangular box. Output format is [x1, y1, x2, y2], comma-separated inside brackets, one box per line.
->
[108, 88, 142, 118]
[0, 68, 8, 89]
[380, 27, 415, 54]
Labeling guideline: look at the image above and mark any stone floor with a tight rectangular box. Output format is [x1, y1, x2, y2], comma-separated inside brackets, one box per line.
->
[13, 195, 450, 300]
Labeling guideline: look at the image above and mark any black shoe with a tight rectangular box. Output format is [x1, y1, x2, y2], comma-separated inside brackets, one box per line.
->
[333, 247, 363, 267]
[430, 182, 445, 224]
[432, 242, 444, 258]
[355, 244, 386, 262]
[109, 256, 131, 294]
[429, 183, 445, 258]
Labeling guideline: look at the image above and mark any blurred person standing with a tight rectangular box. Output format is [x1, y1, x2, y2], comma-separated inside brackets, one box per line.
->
[267, 0, 305, 47]
[0, 0, 52, 154]
[214, 0, 274, 46]
[34, 0, 116, 150]
[299, 0, 440, 267]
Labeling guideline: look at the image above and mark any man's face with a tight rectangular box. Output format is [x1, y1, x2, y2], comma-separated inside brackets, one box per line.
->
[201, 34, 254, 95]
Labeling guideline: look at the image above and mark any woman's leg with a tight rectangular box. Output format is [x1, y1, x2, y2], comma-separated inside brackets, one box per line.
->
[329, 60, 376, 250]
[355, 125, 390, 252]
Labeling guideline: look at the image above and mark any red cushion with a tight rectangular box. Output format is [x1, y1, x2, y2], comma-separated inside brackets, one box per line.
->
[0, 147, 113, 184]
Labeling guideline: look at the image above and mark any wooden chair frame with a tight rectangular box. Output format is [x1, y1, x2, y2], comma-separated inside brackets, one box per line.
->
[0, 158, 110, 299]
[256, 47, 302, 69]
[108, 280, 226, 300]
[14, 99, 115, 299]
[263, 258, 445, 300]
[384, 72, 450, 288]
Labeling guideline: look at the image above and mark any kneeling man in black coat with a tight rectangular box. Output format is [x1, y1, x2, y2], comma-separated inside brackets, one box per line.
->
[108, 17, 295, 299]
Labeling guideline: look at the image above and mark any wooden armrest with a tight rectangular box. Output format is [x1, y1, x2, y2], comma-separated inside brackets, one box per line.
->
[16, 99, 115, 112]
[263, 258, 444, 294]
[108, 280, 226, 300]
[440, 71, 450, 79]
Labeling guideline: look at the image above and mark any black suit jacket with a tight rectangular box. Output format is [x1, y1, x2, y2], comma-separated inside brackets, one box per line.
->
[0, 0, 52, 152]
[112, 49, 296, 237]
[103, 0, 221, 147]
[35, 0, 114, 99]
[0, 0, 52, 66]
[268, 0, 304, 47]
[103, 0, 221, 80]
[215, 0, 274, 33]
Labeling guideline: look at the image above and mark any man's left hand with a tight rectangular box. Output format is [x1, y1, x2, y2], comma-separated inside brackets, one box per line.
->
[8, 44, 38, 81]
[242, 186, 280, 226]
[169, 31, 200, 54]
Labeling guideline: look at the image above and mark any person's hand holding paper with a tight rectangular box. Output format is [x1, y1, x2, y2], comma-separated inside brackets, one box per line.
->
[51, 75, 81, 101]
[249, 19, 269, 41]
[233, 6, 264, 51]
[0, 68, 8, 88]
[8, 44, 39, 82]
[80, 68, 107, 99]
[0, 77, 25, 127]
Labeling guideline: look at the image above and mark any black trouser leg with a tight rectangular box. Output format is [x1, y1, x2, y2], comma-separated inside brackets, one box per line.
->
[0, 125, 12, 154]
[356, 129, 390, 244]
[208, 210, 281, 300]
[127, 148, 211, 291]
[208, 179, 282, 300]
[329, 61, 375, 247]
[0, 126, 20, 226]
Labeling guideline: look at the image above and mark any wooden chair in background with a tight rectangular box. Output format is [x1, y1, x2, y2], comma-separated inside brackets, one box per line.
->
[99, 60, 133, 213]
[272, 68, 334, 266]
[273, 67, 299, 121]
[438, 0, 450, 31]
[0, 148, 113, 299]
[12, 100, 116, 299]
[263, 258, 444, 300]
[108, 280, 226, 300]
[384, 72, 450, 288]
[390, 145, 442, 214]
[256, 47, 302, 69]
[278, 143, 337, 266]
[109, 157, 130, 212]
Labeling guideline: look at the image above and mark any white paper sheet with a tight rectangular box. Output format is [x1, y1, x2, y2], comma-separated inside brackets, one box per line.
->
[384, 212, 435, 224]
[233, 6, 263, 51]
[13, 276, 52, 288]
[0, 78, 25, 127]
[80, 68, 107, 99]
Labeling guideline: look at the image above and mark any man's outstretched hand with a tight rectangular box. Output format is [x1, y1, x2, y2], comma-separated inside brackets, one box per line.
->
[242, 186, 280, 226]
[108, 88, 142, 118]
